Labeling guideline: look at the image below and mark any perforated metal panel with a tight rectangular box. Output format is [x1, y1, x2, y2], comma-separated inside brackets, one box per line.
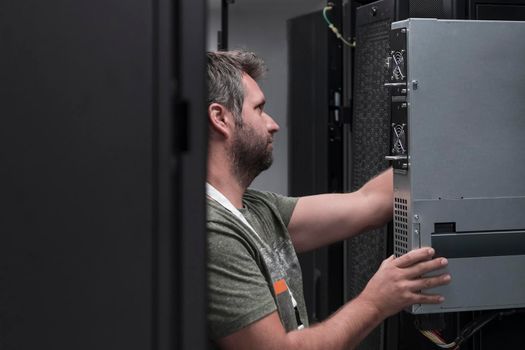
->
[348, 5, 392, 296]
[346, 2, 395, 349]
[394, 197, 409, 257]
[408, 0, 448, 18]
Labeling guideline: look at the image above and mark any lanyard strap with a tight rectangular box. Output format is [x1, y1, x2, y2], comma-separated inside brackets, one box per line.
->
[206, 182, 303, 328]
[206, 183, 261, 240]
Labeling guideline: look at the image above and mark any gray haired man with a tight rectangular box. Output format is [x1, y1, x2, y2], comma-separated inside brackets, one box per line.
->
[206, 50, 450, 349]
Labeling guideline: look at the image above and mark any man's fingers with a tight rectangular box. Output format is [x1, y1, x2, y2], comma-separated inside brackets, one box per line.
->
[407, 273, 451, 291]
[393, 247, 434, 268]
[405, 257, 448, 279]
[412, 292, 445, 305]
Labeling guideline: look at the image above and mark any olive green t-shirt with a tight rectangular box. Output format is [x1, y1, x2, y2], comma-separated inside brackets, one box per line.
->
[207, 189, 309, 340]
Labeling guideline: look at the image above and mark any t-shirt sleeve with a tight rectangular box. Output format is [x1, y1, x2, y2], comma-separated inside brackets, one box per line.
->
[207, 222, 277, 340]
[255, 191, 299, 227]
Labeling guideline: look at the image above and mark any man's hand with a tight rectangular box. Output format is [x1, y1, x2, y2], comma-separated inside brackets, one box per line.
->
[216, 247, 450, 350]
[358, 247, 451, 319]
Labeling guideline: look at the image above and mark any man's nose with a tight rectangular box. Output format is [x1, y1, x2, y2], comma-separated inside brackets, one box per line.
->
[265, 113, 280, 133]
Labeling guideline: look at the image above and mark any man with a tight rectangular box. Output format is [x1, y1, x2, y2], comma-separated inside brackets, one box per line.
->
[206, 50, 450, 349]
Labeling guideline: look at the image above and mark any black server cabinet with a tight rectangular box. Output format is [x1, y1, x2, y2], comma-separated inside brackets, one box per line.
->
[0, 0, 207, 349]
[287, 9, 344, 322]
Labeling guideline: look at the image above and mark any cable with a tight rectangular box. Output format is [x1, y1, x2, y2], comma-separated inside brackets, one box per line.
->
[419, 309, 523, 349]
[322, 4, 355, 48]
[420, 330, 458, 349]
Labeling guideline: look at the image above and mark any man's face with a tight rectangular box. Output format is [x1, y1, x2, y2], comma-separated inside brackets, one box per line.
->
[229, 74, 280, 185]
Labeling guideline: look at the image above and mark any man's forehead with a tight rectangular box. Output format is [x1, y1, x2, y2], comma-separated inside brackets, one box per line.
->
[242, 73, 265, 103]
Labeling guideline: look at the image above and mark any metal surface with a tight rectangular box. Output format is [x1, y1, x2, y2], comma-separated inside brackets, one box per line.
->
[0, 0, 155, 348]
[177, 0, 208, 347]
[385, 155, 407, 161]
[390, 18, 525, 314]
[349, 2, 396, 349]
[0, 0, 208, 348]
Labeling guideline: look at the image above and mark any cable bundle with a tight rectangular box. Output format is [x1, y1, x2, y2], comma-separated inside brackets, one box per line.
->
[420, 330, 458, 349]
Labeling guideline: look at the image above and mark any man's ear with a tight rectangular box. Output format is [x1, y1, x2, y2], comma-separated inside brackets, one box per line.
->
[208, 102, 234, 138]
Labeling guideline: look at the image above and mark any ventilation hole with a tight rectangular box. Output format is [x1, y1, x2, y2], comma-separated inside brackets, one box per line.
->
[394, 196, 409, 257]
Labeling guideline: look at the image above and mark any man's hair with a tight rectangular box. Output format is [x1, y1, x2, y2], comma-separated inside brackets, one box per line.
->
[207, 50, 266, 127]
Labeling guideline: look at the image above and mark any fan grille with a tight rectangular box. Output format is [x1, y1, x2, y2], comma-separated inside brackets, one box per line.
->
[392, 123, 407, 155]
[391, 51, 405, 80]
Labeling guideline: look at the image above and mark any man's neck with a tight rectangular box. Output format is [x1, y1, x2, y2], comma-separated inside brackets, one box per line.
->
[207, 172, 246, 209]
[207, 142, 253, 209]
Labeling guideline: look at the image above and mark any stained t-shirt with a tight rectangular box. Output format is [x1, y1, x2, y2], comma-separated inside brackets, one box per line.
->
[207, 189, 309, 340]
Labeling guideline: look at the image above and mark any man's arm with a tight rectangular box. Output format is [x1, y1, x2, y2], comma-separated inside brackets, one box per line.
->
[288, 168, 393, 253]
[216, 247, 450, 350]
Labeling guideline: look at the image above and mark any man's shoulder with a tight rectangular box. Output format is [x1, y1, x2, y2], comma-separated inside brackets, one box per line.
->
[243, 188, 275, 202]
[243, 188, 297, 211]
[244, 189, 299, 227]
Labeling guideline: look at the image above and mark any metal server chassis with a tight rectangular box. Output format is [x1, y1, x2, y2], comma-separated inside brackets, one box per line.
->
[386, 18, 525, 314]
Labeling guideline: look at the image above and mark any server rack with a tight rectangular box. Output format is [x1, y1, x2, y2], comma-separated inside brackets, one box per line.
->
[287, 8, 345, 323]
[0, 0, 207, 349]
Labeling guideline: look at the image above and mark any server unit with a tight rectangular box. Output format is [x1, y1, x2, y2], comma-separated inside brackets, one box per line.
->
[386, 18, 525, 314]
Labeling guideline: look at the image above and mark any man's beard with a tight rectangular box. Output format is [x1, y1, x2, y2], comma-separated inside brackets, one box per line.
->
[229, 125, 273, 188]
